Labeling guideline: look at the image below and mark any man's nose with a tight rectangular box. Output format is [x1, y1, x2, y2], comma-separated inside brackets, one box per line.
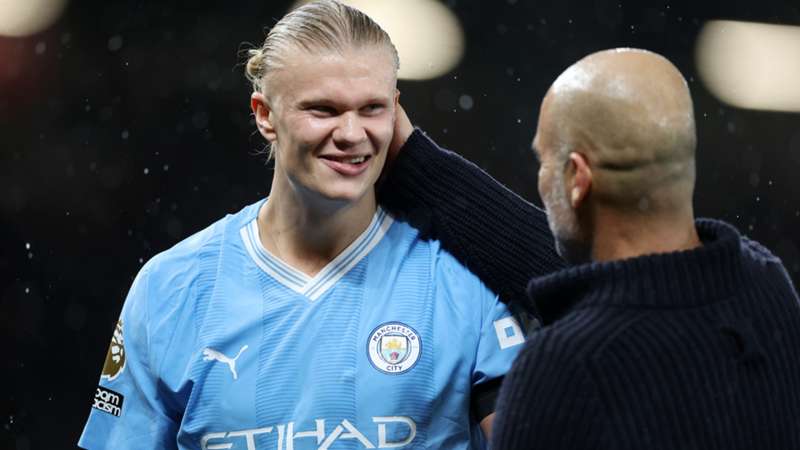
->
[332, 112, 367, 148]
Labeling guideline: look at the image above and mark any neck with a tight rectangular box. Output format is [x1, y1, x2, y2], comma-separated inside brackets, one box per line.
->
[590, 208, 701, 262]
[258, 174, 377, 277]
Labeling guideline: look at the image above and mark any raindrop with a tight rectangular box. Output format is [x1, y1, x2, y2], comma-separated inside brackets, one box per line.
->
[163, 164, 170, 171]
[108, 35, 123, 52]
[458, 95, 474, 111]
[121, 130, 129, 140]
[24, 287, 30, 294]
[143, 168, 149, 175]
[25, 242, 30, 250]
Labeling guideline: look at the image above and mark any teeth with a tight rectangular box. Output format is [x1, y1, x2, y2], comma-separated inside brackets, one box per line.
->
[347, 156, 366, 164]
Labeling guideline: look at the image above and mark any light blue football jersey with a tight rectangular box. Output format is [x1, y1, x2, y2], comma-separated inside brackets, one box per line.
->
[79, 200, 525, 450]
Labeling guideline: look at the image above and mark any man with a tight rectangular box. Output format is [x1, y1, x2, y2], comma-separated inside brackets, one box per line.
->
[490, 49, 800, 449]
[384, 49, 800, 448]
[78, 2, 525, 449]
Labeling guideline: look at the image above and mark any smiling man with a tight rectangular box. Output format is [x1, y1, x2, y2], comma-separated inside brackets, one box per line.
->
[78, 1, 523, 449]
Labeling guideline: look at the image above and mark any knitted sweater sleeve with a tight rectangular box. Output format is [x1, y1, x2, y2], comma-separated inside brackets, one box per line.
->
[491, 337, 605, 450]
[378, 129, 566, 308]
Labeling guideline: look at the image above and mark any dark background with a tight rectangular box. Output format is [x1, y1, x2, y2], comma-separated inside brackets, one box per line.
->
[2, 0, 799, 448]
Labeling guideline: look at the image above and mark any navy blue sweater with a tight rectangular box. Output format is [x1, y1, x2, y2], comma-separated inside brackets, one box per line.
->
[381, 130, 800, 449]
[493, 219, 800, 449]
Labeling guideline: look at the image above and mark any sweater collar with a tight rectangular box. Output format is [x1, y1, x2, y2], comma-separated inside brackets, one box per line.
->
[528, 219, 747, 325]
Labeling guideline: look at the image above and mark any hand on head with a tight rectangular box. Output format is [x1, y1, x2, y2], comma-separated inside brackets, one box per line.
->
[378, 101, 414, 185]
[389, 101, 414, 163]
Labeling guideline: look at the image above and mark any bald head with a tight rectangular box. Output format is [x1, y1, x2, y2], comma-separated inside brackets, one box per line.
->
[537, 49, 696, 212]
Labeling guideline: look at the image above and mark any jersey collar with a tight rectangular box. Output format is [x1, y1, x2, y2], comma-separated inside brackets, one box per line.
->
[240, 206, 394, 301]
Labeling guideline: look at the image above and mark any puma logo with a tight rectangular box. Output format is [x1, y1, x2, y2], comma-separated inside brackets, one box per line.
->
[203, 345, 248, 380]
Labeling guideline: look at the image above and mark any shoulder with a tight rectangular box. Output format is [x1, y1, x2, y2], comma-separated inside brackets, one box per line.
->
[147, 202, 257, 285]
[740, 235, 782, 266]
[133, 202, 259, 320]
[144, 216, 225, 291]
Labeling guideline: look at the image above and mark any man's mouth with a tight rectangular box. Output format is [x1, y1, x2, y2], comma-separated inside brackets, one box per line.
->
[319, 154, 372, 165]
[318, 154, 373, 176]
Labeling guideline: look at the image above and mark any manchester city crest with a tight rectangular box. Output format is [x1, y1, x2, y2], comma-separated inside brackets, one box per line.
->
[367, 322, 421, 375]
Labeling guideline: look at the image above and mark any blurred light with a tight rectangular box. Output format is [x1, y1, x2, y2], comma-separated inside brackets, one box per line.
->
[0, 0, 68, 37]
[696, 20, 800, 112]
[292, 0, 464, 80]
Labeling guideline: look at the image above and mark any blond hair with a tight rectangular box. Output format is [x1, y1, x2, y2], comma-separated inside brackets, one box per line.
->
[245, 0, 399, 95]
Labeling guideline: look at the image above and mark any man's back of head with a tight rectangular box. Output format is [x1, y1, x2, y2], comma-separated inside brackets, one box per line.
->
[534, 48, 701, 263]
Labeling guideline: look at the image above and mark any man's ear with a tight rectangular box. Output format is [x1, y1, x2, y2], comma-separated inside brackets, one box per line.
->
[566, 152, 592, 208]
[251, 92, 277, 142]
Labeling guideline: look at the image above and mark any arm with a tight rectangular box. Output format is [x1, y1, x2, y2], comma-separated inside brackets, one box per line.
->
[78, 267, 179, 449]
[379, 107, 566, 312]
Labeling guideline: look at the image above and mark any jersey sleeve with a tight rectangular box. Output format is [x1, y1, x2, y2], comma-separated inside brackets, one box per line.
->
[473, 296, 526, 387]
[378, 128, 566, 312]
[78, 266, 179, 449]
[470, 293, 526, 419]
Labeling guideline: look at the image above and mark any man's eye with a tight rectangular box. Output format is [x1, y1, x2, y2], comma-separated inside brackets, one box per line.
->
[309, 105, 336, 115]
[362, 104, 384, 114]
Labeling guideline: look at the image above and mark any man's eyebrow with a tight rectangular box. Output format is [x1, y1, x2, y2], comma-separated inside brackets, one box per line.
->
[297, 98, 336, 107]
[296, 96, 390, 108]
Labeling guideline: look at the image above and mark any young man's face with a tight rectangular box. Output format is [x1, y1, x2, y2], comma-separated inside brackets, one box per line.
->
[254, 46, 398, 206]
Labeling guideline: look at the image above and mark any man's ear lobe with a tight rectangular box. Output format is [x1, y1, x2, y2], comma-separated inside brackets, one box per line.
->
[250, 92, 277, 142]
[568, 152, 592, 208]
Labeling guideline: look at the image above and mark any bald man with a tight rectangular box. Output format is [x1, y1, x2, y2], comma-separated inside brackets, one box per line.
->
[380, 49, 800, 449]
[488, 49, 800, 449]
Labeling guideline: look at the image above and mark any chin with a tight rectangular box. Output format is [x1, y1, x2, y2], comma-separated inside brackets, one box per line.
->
[314, 184, 374, 205]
